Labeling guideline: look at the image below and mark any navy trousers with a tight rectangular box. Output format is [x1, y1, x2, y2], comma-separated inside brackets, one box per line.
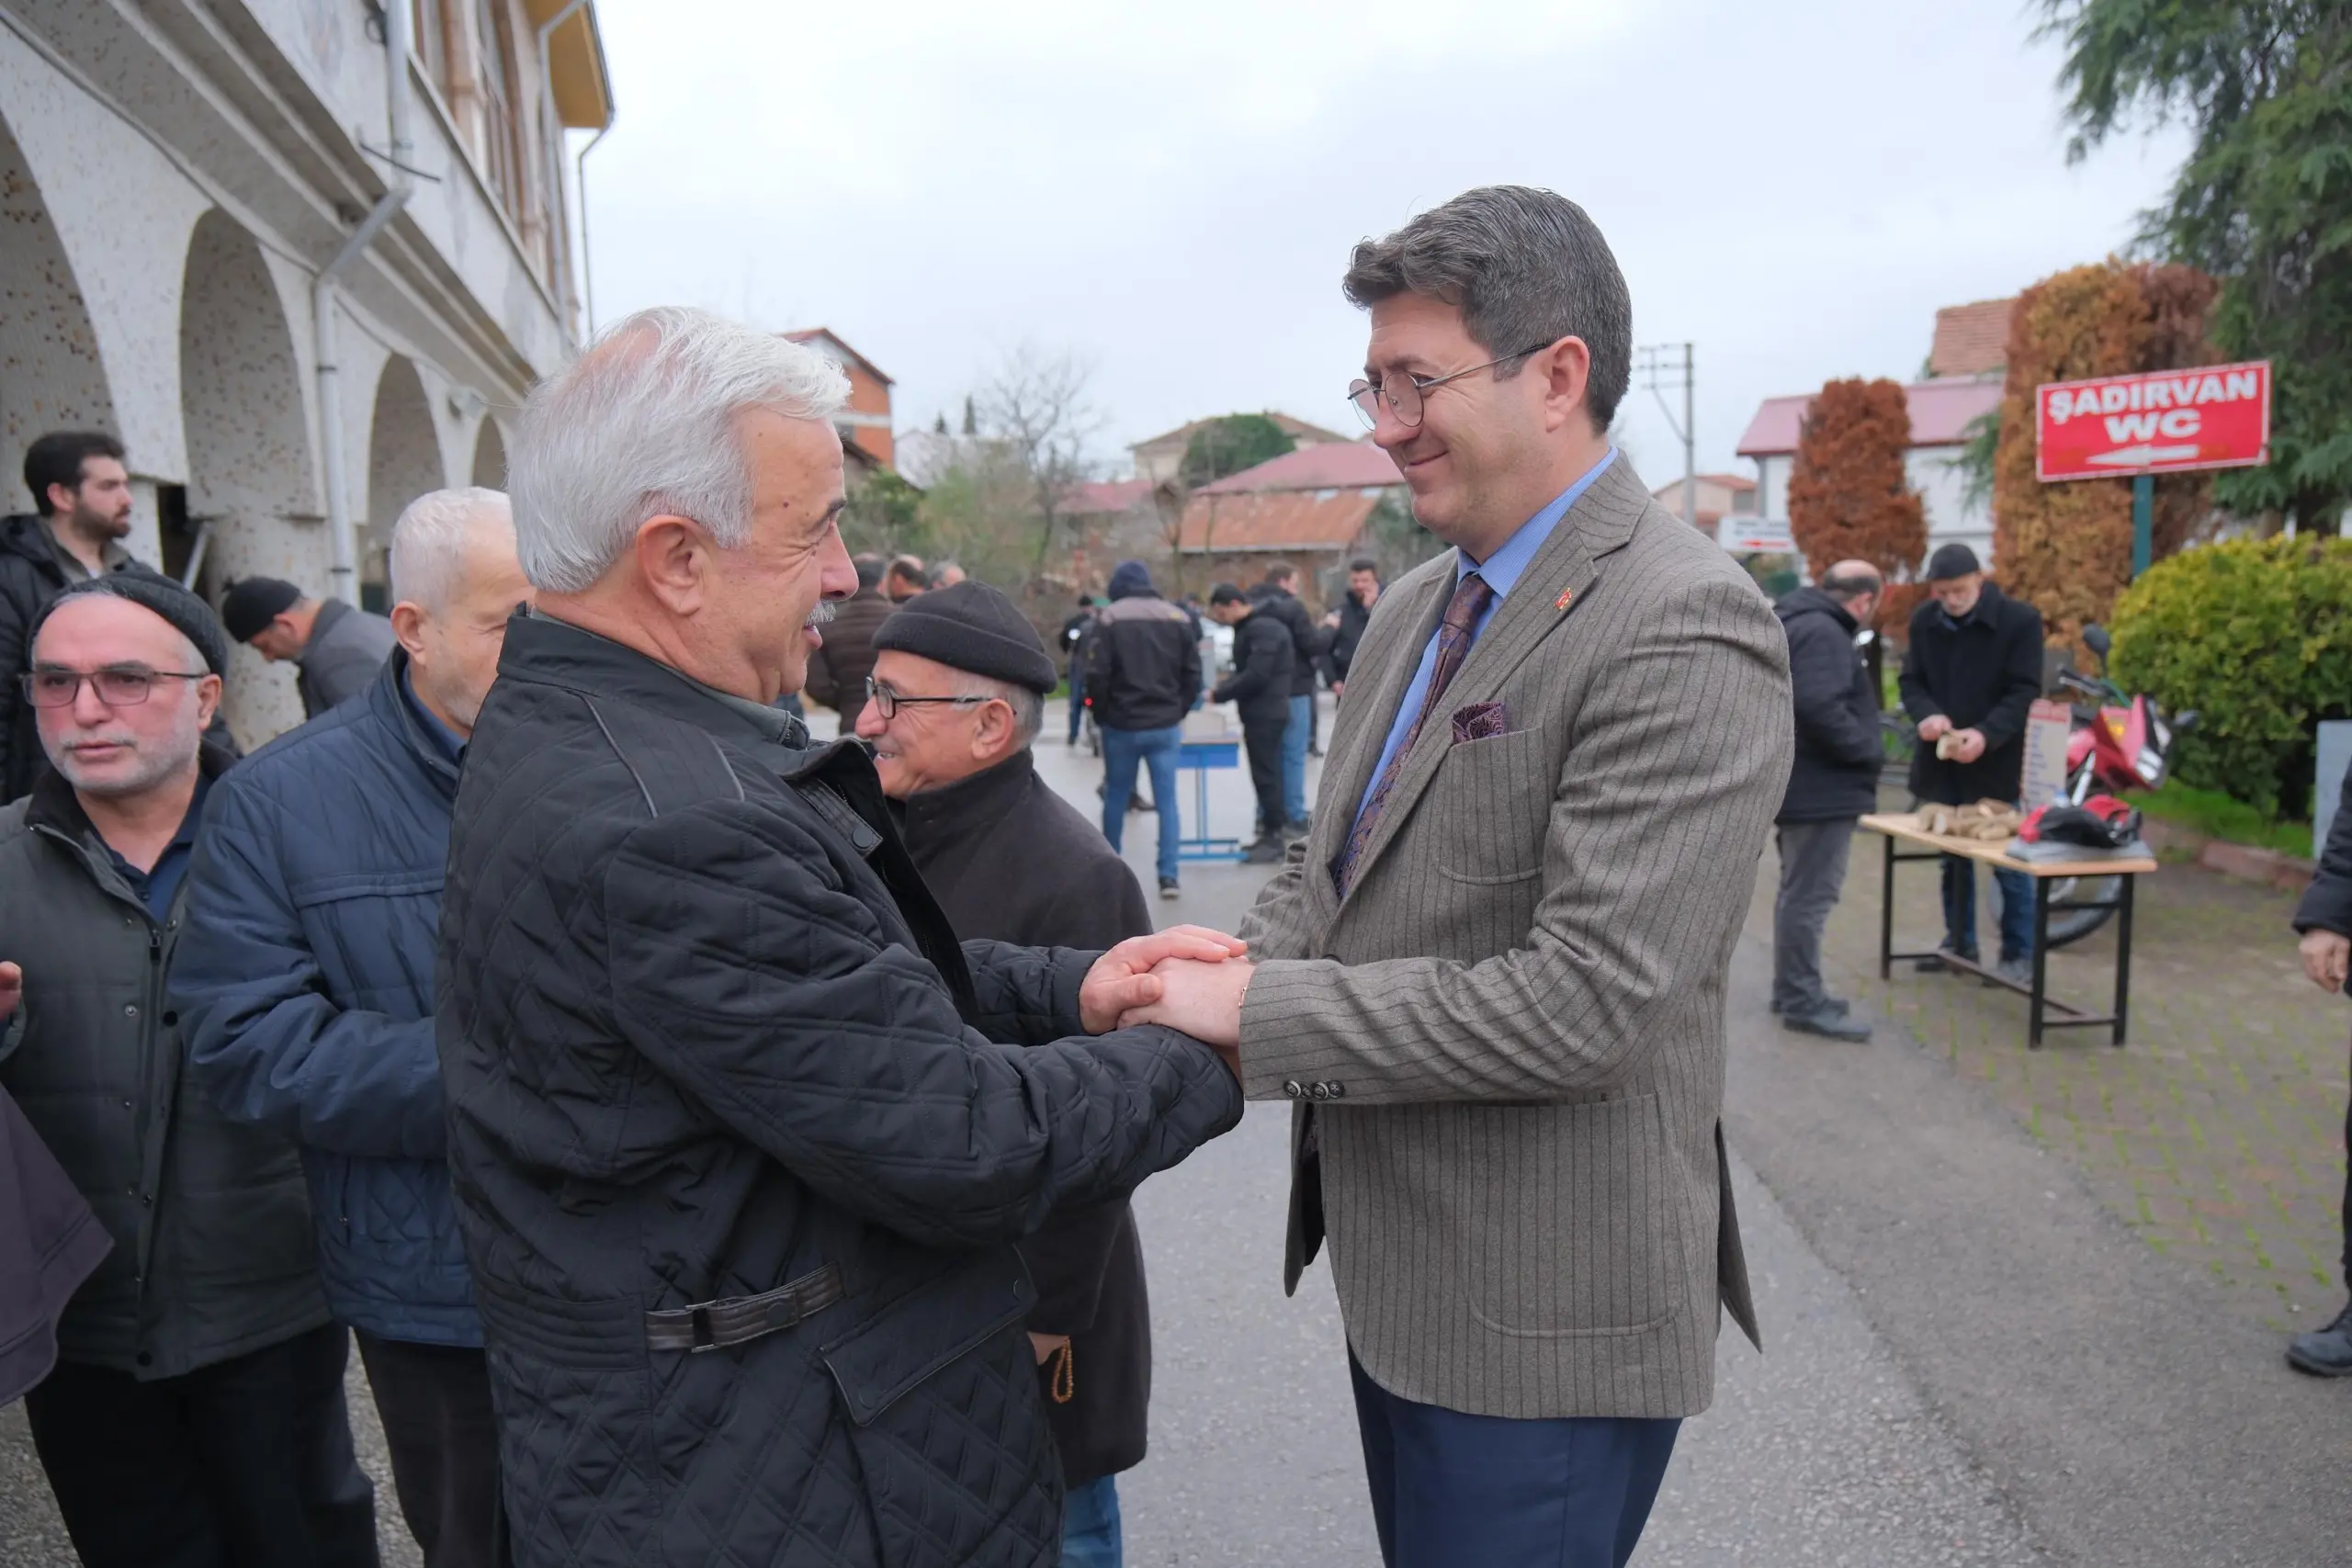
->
[1350, 1353, 1679, 1568]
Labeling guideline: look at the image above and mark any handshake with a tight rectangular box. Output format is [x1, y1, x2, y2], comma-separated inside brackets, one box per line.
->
[1076, 926, 1256, 1075]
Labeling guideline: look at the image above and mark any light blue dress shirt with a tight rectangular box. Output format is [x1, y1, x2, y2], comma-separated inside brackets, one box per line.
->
[1350, 448, 1618, 834]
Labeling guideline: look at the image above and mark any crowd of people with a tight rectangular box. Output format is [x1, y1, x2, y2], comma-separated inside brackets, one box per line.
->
[0, 176, 2346, 1568]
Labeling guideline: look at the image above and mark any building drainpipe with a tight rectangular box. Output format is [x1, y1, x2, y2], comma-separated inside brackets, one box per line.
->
[534, 0, 589, 326]
[315, 0, 416, 604]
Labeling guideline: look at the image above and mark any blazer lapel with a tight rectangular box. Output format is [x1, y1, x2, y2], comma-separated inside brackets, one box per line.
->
[1337, 455, 1650, 903]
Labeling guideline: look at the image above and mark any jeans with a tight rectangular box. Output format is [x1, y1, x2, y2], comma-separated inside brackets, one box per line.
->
[1066, 666, 1086, 744]
[1101, 724, 1182, 884]
[1281, 693, 1311, 824]
[1773, 818, 1856, 1014]
[1941, 855, 2035, 961]
[355, 1332, 505, 1568]
[1350, 1352, 1678, 1568]
[1059, 1474, 1123, 1568]
[1241, 712, 1289, 838]
[24, 1323, 379, 1568]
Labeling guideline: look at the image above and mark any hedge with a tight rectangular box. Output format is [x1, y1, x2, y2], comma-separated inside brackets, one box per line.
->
[2108, 536, 2352, 818]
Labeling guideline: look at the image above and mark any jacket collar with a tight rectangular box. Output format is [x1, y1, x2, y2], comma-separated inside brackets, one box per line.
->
[499, 610, 814, 759]
[367, 650, 461, 798]
[1778, 585, 1857, 634]
[26, 739, 239, 903]
[894, 749, 1036, 854]
[297, 597, 350, 669]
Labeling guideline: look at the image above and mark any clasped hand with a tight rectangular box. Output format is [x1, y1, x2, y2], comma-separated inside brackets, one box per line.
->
[1077, 929, 1252, 1071]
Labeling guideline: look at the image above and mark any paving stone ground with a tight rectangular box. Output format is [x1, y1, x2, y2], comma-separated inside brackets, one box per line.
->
[1774, 797, 2352, 1335]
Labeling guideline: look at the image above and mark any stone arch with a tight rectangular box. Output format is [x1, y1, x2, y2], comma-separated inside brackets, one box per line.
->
[179, 208, 315, 744]
[0, 109, 119, 515]
[365, 356, 445, 608]
[469, 417, 507, 489]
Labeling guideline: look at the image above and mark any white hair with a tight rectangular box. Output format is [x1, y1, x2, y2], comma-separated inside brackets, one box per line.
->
[390, 487, 514, 613]
[509, 307, 850, 593]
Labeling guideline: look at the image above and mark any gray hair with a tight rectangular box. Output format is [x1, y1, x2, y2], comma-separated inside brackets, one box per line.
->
[1342, 185, 1633, 430]
[509, 307, 850, 593]
[978, 675, 1045, 745]
[390, 488, 514, 612]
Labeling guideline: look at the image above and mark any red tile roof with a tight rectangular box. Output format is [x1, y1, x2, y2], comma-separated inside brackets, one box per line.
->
[1175, 490, 1381, 553]
[1927, 299, 2015, 379]
[1063, 479, 1157, 515]
[1129, 411, 1357, 455]
[1197, 440, 1404, 495]
[1736, 378, 2002, 457]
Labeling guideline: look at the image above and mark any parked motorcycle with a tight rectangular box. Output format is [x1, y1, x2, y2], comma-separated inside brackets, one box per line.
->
[2039, 624, 2197, 948]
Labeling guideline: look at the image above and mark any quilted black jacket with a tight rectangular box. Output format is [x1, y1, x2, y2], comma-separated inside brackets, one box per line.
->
[437, 614, 1242, 1568]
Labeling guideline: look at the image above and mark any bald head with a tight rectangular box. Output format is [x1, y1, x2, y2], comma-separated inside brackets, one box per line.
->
[1820, 559, 1883, 620]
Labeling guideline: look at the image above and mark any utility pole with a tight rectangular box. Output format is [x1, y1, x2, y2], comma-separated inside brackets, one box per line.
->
[1638, 343, 1697, 528]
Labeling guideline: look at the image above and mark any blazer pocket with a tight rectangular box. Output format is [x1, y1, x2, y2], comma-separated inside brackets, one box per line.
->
[1462, 1093, 1684, 1337]
[1430, 725, 1550, 886]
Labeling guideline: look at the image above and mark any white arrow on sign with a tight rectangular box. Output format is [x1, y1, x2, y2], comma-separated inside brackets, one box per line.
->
[2086, 442, 2201, 468]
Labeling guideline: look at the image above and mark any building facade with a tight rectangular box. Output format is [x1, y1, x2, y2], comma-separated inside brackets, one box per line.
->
[784, 328, 893, 470]
[0, 0, 611, 746]
[1174, 440, 1408, 609]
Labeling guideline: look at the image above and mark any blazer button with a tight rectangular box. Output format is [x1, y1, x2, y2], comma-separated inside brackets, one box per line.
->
[1308, 1083, 1329, 1100]
[1329, 1082, 1345, 1099]
[1283, 1080, 1303, 1099]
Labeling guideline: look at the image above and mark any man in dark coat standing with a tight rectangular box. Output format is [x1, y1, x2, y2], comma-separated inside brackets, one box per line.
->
[801, 552, 894, 729]
[1324, 557, 1381, 696]
[1899, 544, 2045, 983]
[439, 307, 1246, 1568]
[1205, 582, 1295, 863]
[1248, 563, 1325, 823]
[1771, 562, 1883, 1041]
[2290, 765, 2352, 1377]
[856, 581, 1159, 1568]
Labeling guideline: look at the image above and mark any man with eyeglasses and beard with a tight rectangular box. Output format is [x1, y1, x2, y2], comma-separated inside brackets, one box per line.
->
[0, 575, 377, 1568]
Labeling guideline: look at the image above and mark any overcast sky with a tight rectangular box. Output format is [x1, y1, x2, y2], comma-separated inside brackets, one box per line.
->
[582, 0, 2188, 495]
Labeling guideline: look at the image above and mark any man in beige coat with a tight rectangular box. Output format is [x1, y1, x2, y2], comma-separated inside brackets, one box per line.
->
[1127, 186, 1792, 1568]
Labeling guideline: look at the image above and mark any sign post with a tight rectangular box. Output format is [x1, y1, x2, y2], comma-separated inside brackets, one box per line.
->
[2035, 360, 2272, 580]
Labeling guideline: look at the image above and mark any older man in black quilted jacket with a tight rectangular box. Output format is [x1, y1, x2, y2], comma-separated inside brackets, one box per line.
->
[438, 307, 1246, 1568]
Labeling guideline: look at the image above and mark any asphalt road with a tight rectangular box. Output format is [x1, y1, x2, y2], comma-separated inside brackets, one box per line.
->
[5, 705, 2346, 1564]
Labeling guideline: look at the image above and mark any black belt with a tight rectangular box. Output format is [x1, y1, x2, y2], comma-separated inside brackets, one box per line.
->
[644, 1263, 844, 1354]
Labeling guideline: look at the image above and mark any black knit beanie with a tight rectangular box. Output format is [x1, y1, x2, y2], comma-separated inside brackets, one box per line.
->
[869, 581, 1057, 694]
[34, 574, 232, 675]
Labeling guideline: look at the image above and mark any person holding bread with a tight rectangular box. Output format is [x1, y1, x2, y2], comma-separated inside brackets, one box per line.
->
[1898, 543, 2047, 984]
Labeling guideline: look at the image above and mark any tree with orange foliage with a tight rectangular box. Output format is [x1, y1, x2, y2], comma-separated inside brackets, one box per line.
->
[1991, 259, 2219, 649]
[1787, 377, 1928, 626]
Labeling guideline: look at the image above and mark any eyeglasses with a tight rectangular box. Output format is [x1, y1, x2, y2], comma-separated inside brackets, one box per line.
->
[22, 666, 209, 708]
[1347, 343, 1553, 431]
[863, 677, 997, 720]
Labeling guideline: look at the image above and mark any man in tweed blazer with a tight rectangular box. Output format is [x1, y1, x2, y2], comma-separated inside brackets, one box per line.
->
[1128, 186, 1791, 1568]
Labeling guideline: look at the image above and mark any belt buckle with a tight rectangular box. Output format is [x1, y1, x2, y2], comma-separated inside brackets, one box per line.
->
[685, 1304, 719, 1354]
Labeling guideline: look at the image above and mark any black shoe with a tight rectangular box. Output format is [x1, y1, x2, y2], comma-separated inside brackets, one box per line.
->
[1130, 796, 1154, 814]
[1158, 877, 1182, 901]
[1993, 954, 2033, 987]
[1770, 997, 1850, 1018]
[1282, 818, 1313, 842]
[1781, 1008, 1871, 1042]
[1242, 838, 1285, 865]
[2288, 1301, 2352, 1376]
[1916, 945, 1979, 974]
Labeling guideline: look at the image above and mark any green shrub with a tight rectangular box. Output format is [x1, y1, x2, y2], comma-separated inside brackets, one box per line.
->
[2108, 536, 2352, 818]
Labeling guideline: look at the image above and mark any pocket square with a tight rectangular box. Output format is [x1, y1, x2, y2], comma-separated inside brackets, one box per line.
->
[1451, 702, 1510, 743]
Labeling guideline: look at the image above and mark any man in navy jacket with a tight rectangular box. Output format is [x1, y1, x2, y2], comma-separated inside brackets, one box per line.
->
[174, 488, 532, 1568]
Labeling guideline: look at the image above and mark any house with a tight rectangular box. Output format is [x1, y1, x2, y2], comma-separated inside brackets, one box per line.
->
[1128, 412, 1357, 485]
[1736, 299, 2015, 569]
[1649, 473, 1758, 538]
[1055, 479, 1171, 596]
[784, 328, 895, 469]
[0, 0, 612, 743]
[1172, 441, 1406, 607]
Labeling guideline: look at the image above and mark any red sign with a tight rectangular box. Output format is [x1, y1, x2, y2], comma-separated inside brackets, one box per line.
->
[2036, 360, 2271, 482]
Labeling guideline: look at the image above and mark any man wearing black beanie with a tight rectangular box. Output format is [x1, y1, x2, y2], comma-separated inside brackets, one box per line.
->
[856, 579, 1166, 1564]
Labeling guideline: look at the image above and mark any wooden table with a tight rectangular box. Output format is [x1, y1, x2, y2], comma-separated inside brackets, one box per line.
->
[1860, 812, 2159, 1048]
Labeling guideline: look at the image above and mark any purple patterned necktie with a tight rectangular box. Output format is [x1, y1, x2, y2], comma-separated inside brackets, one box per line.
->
[1332, 571, 1494, 897]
